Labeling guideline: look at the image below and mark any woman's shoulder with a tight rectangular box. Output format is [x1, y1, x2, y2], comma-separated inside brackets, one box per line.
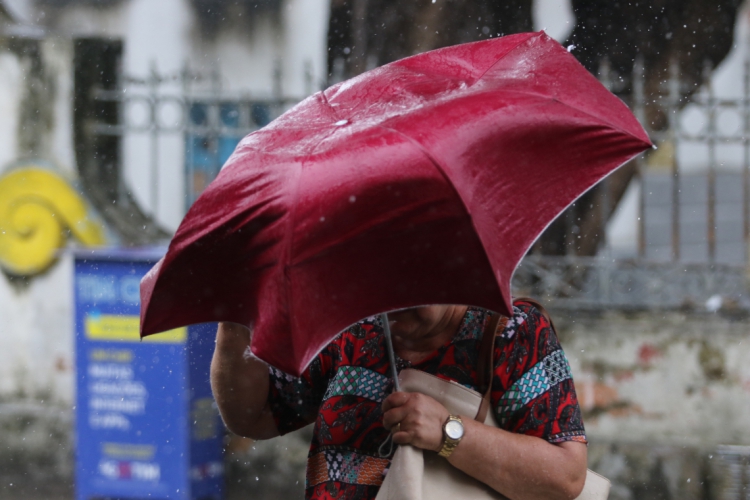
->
[496, 299, 562, 354]
[495, 301, 535, 341]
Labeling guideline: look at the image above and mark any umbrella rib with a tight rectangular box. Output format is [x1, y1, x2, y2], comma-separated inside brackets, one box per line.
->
[548, 97, 651, 145]
[379, 124, 501, 295]
[319, 89, 337, 119]
[282, 118, 343, 365]
[472, 32, 542, 85]
[467, 32, 649, 145]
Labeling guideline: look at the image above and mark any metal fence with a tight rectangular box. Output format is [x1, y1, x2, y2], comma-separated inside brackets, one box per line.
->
[90, 55, 750, 310]
[629, 58, 750, 266]
[90, 62, 310, 217]
[715, 446, 750, 500]
[512, 54, 750, 310]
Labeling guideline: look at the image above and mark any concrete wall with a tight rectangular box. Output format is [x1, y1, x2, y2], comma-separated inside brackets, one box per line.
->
[555, 308, 750, 500]
[555, 309, 750, 447]
[0, 37, 76, 176]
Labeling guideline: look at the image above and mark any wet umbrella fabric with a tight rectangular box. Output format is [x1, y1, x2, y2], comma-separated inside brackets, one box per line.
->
[140, 32, 651, 377]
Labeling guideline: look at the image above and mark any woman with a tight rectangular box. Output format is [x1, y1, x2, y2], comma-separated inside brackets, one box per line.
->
[211, 301, 587, 500]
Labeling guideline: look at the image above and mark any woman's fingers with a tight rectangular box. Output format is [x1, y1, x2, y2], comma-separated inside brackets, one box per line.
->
[382, 405, 407, 430]
[382, 391, 410, 413]
[382, 392, 450, 451]
[391, 428, 414, 445]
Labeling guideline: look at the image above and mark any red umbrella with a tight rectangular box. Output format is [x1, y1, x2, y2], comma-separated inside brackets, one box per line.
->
[140, 32, 651, 377]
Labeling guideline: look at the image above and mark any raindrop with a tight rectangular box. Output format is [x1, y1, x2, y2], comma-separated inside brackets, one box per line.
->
[349, 195, 357, 203]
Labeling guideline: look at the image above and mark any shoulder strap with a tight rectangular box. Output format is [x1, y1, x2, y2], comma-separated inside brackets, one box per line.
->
[514, 296, 557, 332]
[474, 312, 508, 422]
[473, 298, 554, 422]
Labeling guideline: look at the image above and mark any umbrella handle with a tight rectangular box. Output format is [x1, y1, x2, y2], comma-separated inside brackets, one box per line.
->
[378, 431, 396, 458]
[380, 313, 401, 392]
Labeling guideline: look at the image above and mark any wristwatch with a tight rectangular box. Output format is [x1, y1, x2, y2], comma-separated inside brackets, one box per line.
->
[438, 415, 464, 458]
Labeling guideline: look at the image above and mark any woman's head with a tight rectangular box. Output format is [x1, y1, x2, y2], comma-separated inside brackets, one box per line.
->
[387, 305, 468, 355]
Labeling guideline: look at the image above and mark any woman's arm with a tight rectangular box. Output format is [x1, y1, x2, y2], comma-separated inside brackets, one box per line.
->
[210, 322, 280, 440]
[382, 391, 587, 500]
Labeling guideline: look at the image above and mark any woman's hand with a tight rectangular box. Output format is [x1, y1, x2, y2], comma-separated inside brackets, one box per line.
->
[382, 389, 587, 500]
[381, 391, 450, 452]
[211, 322, 279, 440]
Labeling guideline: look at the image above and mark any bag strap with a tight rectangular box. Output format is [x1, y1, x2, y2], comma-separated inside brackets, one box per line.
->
[514, 296, 557, 333]
[473, 298, 554, 422]
[474, 312, 508, 422]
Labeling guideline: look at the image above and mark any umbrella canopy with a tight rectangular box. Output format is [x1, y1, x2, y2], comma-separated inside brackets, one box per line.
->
[141, 32, 651, 376]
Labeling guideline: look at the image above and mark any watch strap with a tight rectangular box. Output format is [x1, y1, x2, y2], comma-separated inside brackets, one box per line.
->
[438, 415, 463, 458]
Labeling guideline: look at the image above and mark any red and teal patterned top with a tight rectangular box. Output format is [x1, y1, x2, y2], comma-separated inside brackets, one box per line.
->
[267, 302, 586, 500]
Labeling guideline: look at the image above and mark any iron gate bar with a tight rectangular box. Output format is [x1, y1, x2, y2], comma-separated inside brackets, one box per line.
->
[744, 56, 750, 248]
[633, 55, 648, 259]
[669, 59, 681, 260]
[706, 61, 718, 262]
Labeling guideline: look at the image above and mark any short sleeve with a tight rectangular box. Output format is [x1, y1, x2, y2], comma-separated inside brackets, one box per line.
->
[490, 302, 587, 444]
[267, 342, 338, 436]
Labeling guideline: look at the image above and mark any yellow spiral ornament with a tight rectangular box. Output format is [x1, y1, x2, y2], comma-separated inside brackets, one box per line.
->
[0, 167, 106, 276]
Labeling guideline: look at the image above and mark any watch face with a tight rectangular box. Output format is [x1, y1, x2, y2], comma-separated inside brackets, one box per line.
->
[445, 419, 464, 440]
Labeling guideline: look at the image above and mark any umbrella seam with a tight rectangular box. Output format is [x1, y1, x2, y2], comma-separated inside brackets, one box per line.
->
[473, 32, 542, 84]
[283, 113, 344, 368]
[550, 98, 652, 146]
[471, 32, 650, 146]
[319, 89, 338, 119]
[379, 124, 506, 308]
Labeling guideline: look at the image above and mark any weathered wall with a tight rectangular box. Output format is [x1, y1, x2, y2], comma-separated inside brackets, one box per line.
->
[554, 309, 750, 447]
[555, 308, 750, 500]
[0, 253, 75, 500]
[0, 36, 76, 176]
[0, 34, 79, 403]
[0, 254, 75, 401]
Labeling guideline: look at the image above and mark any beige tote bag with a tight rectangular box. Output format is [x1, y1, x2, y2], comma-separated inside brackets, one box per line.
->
[375, 369, 610, 500]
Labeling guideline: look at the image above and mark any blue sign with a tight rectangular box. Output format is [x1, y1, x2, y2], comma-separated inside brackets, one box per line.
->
[74, 250, 223, 500]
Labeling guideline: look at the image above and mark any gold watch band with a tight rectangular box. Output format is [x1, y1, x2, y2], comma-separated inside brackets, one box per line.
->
[438, 415, 463, 458]
[438, 438, 460, 458]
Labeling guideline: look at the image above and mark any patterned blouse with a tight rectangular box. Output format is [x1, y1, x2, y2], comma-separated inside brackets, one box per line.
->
[267, 301, 586, 500]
